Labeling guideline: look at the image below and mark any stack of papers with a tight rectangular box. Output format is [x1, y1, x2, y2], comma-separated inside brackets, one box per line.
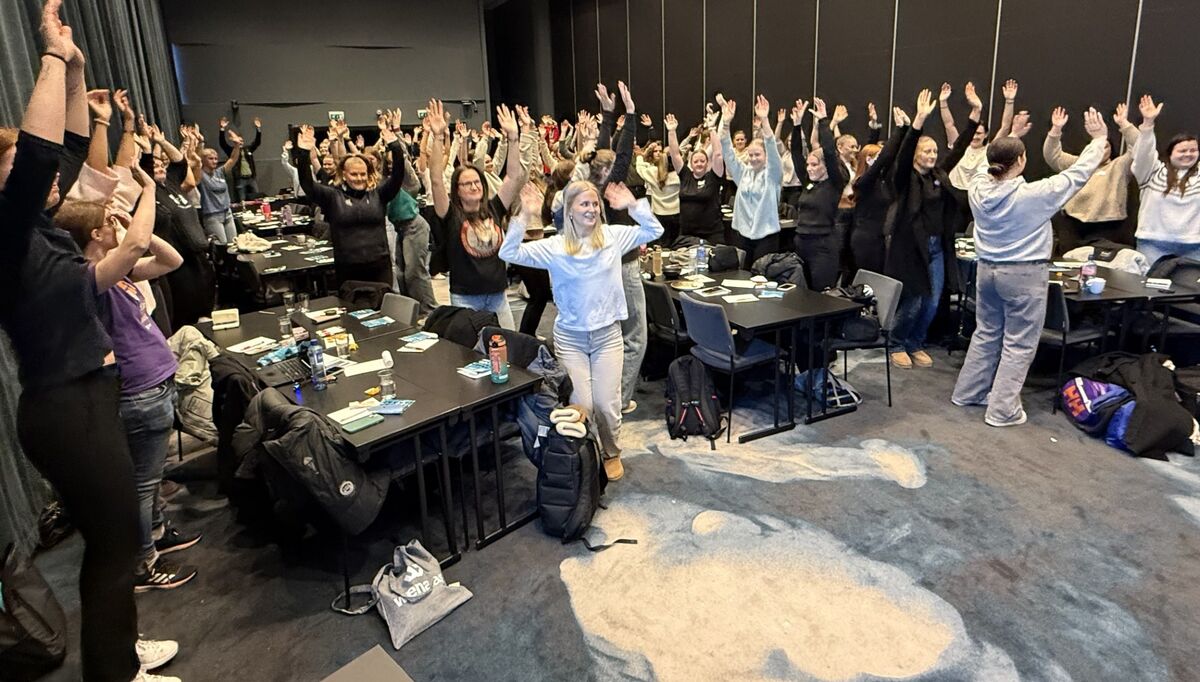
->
[371, 399, 415, 415]
[327, 406, 374, 425]
[722, 294, 759, 304]
[348, 309, 378, 320]
[227, 336, 278, 354]
[458, 359, 492, 379]
[361, 316, 395, 329]
[722, 279, 757, 289]
[398, 331, 439, 352]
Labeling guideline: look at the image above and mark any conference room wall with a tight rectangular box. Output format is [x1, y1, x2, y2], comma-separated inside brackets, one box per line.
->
[162, 0, 490, 194]
[550, 0, 1193, 174]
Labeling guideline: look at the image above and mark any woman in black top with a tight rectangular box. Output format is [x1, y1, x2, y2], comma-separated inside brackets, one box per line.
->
[885, 88, 981, 369]
[849, 106, 910, 276]
[0, 6, 174, 678]
[296, 122, 406, 288]
[428, 98, 527, 329]
[666, 115, 726, 243]
[789, 98, 848, 290]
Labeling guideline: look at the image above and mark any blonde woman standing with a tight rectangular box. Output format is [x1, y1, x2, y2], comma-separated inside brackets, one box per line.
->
[499, 180, 663, 480]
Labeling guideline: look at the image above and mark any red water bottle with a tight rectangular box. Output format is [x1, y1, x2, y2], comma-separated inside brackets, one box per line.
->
[488, 335, 509, 384]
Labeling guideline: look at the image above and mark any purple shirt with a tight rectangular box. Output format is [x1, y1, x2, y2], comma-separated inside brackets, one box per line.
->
[98, 277, 178, 395]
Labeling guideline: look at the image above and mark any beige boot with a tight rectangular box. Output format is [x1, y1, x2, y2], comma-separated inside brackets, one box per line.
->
[890, 351, 913, 369]
[604, 455, 625, 481]
[910, 350, 933, 367]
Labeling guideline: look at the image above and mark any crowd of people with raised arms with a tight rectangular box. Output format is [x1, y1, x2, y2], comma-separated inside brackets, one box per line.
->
[3, 1, 1200, 679]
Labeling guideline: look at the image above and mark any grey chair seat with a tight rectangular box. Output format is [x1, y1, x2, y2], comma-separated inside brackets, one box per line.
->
[690, 338, 778, 371]
[1039, 326, 1108, 346]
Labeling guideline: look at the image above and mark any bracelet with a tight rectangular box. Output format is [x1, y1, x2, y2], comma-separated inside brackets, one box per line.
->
[93, 118, 110, 127]
[42, 52, 69, 64]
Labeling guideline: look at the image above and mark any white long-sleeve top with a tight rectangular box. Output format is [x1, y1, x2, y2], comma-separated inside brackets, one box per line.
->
[1131, 124, 1200, 244]
[720, 127, 782, 240]
[969, 137, 1107, 262]
[280, 154, 305, 197]
[634, 157, 680, 215]
[499, 198, 663, 332]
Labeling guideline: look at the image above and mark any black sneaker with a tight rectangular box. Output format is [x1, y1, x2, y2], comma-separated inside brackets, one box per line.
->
[154, 527, 202, 555]
[135, 559, 197, 592]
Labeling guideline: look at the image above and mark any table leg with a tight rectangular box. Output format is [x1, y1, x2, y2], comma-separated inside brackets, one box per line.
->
[437, 424, 459, 559]
[413, 436, 431, 551]
[737, 326, 797, 443]
[490, 405, 507, 530]
[475, 397, 538, 549]
[468, 413, 486, 544]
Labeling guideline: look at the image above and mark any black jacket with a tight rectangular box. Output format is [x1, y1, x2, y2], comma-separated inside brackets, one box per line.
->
[852, 124, 907, 240]
[233, 388, 389, 535]
[789, 119, 847, 235]
[210, 354, 262, 494]
[219, 126, 262, 179]
[884, 117, 979, 296]
[423, 305, 499, 348]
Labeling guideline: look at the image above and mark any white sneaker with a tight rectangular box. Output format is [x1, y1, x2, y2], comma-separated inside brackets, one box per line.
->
[136, 639, 179, 670]
[133, 671, 181, 682]
[985, 408, 1028, 427]
[621, 400, 637, 415]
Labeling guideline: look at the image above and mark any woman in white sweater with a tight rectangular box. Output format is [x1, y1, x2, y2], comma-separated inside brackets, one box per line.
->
[499, 180, 663, 481]
[1130, 94, 1200, 265]
[952, 108, 1110, 428]
[719, 95, 783, 266]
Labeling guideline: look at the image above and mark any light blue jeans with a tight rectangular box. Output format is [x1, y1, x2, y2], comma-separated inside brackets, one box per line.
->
[451, 291, 515, 330]
[555, 322, 624, 457]
[620, 260, 647, 408]
[1137, 239, 1200, 269]
[952, 261, 1048, 425]
[893, 235, 946, 353]
[202, 210, 237, 244]
[118, 380, 177, 571]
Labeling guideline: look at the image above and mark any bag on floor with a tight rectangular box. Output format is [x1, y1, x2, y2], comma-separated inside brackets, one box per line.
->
[0, 544, 67, 681]
[1105, 401, 1138, 452]
[1060, 377, 1132, 435]
[332, 541, 472, 649]
[795, 368, 862, 409]
[537, 429, 607, 543]
[664, 356, 726, 449]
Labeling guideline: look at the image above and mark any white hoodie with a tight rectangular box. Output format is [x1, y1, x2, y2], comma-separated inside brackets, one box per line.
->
[1131, 124, 1200, 244]
[969, 138, 1107, 262]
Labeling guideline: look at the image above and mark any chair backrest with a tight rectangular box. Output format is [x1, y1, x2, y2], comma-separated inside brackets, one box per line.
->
[679, 294, 736, 356]
[1044, 282, 1070, 333]
[851, 270, 903, 332]
[643, 281, 683, 334]
[381, 293, 421, 326]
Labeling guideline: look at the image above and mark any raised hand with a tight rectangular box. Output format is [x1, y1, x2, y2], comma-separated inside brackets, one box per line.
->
[1050, 106, 1069, 131]
[915, 89, 936, 117]
[1082, 107, 1108, 140]
[1008, 111, 1032, 138]
[518, 104, 535, 129]
[776, 108, 786, 125]
[963, 82, 983, 113]
[454, 120, 467, 139]
[640, 113, 652, 127]
[939, 82, 952, 104]
[86, 89, 112, 122]
[618, 80, 635, 113]
[136, 113, 150, 138]
[831, 104, 849, 126]
[720, 98, 737, 127]
[40, 0, 76, 60]
[603, 182, 636, 211]
[1112, 102, 1129, 127]
[253, 117, 262, 128]
[227, 130, 244, 147]
[218, 116, 229, 130]
[664, 113, 679, 132]
[893, 106, 910, 127]
[595, 83, 616, 112]
[297, 125, 316, 150]
[354, 134, 366, 149]
[148, 124, 165, 144]
[1002, 79, 1019, 101]
[1139, 94, 1163, 125]
[616, 114, 626, 130]
[867, 102, 878, 125]
[427, 100, 448, 136]
[113, 89, 133, 119]
[790, 99, 809, 126]
[811, 97, 827, 120]
[132, 163, 154, 190]
[517, 181, 544, 221]
[496, 103, 519, 140]
[379, 124, 398, 145]
[753, 94, 770, 121]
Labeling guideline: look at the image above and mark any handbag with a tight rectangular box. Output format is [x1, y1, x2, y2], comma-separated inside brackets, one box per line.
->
[0, 544, 68, 681]
[331, 540, 472, 650]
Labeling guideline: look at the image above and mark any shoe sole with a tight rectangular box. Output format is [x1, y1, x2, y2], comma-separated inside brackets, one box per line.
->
[139, 645, 179, 670]
[156, 536, 202, 556]
[984, 414, 1028, 427]
[135, 572, 197, 593]
[911, 359, 933, 368]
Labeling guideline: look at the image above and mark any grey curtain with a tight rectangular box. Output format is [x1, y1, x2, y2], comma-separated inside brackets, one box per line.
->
[0, 0, 181, 133]
[0, 332, 49, 556]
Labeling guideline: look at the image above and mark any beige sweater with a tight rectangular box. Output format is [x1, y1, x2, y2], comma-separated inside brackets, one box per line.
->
[1042, 122, 1140, 222]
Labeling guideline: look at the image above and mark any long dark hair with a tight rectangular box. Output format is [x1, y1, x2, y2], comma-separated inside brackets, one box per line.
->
[986, 137, 1025, 177]
[1164, 134, 1199, 197]
[449, 165, 491, 219]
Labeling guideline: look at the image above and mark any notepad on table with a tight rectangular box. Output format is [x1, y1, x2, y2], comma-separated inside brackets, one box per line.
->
[722, 294, 759, 304]
[721, 279, 757, 289]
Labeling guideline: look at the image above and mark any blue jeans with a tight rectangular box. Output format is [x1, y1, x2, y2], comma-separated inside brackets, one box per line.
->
[1137, 238, 1200, 269]
[119, 380, 177, 570]
[620, 260, 647, 407]
[393, 215, 438, 316]
[892, 235, 945, 353]
[451, 291, 515, 330]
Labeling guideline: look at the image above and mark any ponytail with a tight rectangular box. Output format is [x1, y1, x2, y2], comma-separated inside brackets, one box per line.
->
[985, 137, 1025, 179]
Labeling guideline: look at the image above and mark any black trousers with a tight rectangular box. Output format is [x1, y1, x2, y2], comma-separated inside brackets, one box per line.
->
[655, 212, 681, 247]
[735, 232, 781, 270]
[794, 231, 841, 290]
[1055, 214, 1132, 256]
[835, 208, 856, 284]
[851, 222, 886, 278]
[336, 256, 394, 291]
[515, 264, 552, 336]
[18, 368, 140, 682]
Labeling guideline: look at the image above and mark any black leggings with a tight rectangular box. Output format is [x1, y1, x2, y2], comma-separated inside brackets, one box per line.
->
[794, 231, 841, 290]
[735, 232, 781, 270]
[18, 368, 140, 682]
[335, 256, 394, 290]
[515, 264, 552, 336]
[655, 212, 681, 247]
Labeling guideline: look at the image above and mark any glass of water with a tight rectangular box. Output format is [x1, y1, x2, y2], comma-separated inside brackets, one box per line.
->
[282, 291, 296, 314]
[377, 370, 396, 399]
[296, 292, 310, 313]
[334, 333, 350, 358]
[278, 314, 294, 347]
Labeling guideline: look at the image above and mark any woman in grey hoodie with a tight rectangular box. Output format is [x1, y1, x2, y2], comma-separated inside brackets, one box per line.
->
[951, 108, 1110, 428]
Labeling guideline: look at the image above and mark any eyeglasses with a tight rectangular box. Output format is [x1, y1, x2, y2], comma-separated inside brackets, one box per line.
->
[457, 180, 483, 189]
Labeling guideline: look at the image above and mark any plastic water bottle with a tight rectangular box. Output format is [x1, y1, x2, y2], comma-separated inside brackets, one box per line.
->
[309, 343, 328, 391]
[695, 239, 709, 276]
[1081, 257, 1097, 280]
[488, 334, 509, 384]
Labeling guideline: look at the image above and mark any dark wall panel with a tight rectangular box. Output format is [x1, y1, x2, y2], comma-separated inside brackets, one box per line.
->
[994, 0, 1139, 177]
[550, 1, 577, 117]
[628, 0, 666, 130]
[663, 0, 705, 122]
[1131, 0, 1200, 143]
[756, 0, 817, 144]
[573, 0, 601, 112]
[704, 0, 754, 133]
[597, 0, 629, 86]
[892, 0, 998, 143]
[815, 0, 895, 143]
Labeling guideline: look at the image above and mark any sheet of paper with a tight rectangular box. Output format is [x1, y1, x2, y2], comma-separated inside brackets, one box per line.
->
[343, 358, 389, 377]
[227, 336, 278, 354]
[722, 279, 757, 289]
[328, 406, 373, 425]
[685, 274, 715, 283]
[722, 294, 760, 304]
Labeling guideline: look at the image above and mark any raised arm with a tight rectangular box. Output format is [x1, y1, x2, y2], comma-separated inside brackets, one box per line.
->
[856, 107, 909, 190]
[1026, 109, 1110, 216]
[113, 89, 138, 168]
[375, 124, 407, 205]
[789, 100, 810, 183]
[1042, 107, 1076, 172]
[605, 82, 637, 190]
[1131, 94, 1164, 185]
[938, 82, 959, 146]
[130, 234, 184, 282]
[707, 128, 725, 179]
[812, 98, 845, 190]
[755, 95, 783, 185]
[294, 125, 335, 210]
[84, 89, 112, 170]
[246, 119, 262, 152]
[665, 114, 685, 172]
[718, 98, 745, 182]
[427, 100, 452, 218]
[94, 167, 156, 292]
[494, 104, 528, 209]
[595, 83, 617, 149]
[943, 87, 982, 172]
[865, 102, 882, 145]
[994, 79, 1018, 141]
[221, 130, 243, 176]
[500, 183, 557, 268]
[894, 90, 936, 192]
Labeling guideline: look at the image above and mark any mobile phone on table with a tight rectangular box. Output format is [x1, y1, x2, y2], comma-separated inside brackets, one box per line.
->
[778, 283, 797, 291]
[342, 413, 384, 433]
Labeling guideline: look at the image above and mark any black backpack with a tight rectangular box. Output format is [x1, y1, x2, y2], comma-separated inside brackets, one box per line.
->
[665, 356, 725, 449]
[0, 544, 68, 682]
[537, 429, 607, 544]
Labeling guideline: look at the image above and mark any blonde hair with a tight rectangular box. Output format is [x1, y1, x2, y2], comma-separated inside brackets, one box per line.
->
[335, 154, 381, 190]
[560, 180, 605, 256]
[54, 200, 109, 250]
